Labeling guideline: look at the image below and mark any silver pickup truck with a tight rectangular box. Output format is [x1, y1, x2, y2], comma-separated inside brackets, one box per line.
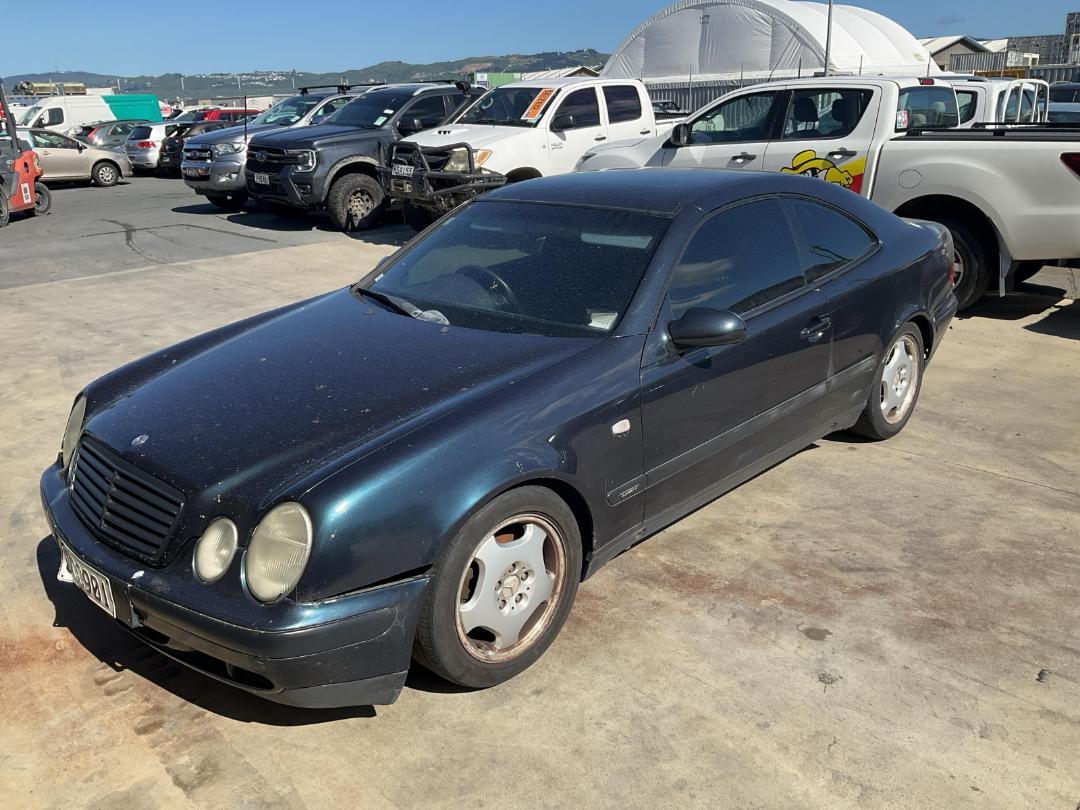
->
[181, 85, 376, 211]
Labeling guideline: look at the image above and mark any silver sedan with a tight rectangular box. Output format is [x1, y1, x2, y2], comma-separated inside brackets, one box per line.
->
[18, 128, 133, 186]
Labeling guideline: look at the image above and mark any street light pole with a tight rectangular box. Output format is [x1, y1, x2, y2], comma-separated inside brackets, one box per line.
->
[823, 0, 834, 77]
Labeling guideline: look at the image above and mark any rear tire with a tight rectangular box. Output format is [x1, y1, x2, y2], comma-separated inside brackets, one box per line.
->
[206, 193, 248, 212]
[327, 173, 386, 231]
[849, 323, 925, 441]
[402, 200, 440, 232]
[413, 486, 582, 689]
[32, 183, 52, 216]
[92, 161, 120, 187]
[940, 218, 990, 311]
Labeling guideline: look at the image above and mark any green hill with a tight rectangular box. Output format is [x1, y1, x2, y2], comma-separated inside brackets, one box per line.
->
[5, 50, 608, 99]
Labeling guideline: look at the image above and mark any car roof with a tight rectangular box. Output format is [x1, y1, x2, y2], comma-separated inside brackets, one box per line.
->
[484, 168, 797, 216]
[505, 77, 603, 89]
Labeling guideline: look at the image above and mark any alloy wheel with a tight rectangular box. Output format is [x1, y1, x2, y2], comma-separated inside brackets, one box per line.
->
[456, 514, 568, 663]
[880, 334, 920, 425]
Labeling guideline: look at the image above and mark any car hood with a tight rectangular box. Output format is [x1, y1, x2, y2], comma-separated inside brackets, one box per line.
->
[83, 289, 592, 505]
[407, 124, 533, 152]
[249, 123, 384, 150]
[188, 123, 276, 146]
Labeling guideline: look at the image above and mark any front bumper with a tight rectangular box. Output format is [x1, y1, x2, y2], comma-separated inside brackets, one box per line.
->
[182, 157, 247, 194]
[245, 166, 319, 208]
[380, 140, 506, 211]
[40, 463, 429, 708]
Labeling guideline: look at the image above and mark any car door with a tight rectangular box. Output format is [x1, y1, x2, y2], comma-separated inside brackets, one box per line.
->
[601, 84, 652, 143]
[640, 197, 832, 520]
[547, 87, 607, 174]
[760, 86, 878, 195]
[32, 130, 86, 179]
[783, 196, 882, 425]
[664, 89, 782, 171]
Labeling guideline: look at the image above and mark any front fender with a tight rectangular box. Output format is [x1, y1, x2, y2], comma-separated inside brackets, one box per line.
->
[297, 336, 647, 601]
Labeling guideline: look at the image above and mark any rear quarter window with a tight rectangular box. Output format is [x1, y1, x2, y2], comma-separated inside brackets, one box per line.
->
[897, 86, 959, 129]
[130, 125, 153, 140]
[603, 85, 642, 123]
[956, 90, 977, 124]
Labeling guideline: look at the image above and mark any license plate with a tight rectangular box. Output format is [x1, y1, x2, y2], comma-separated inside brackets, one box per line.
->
[183, 167, 209, 177]
[57, 541, 116, 618]
[392, 164, 414, 177]
[391, 179, 413, 194]
[254, 172, 270, 185]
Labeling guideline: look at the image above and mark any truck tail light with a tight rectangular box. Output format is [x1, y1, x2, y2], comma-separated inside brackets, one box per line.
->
[136, 140, 156, 149]
[1062, 153, 1080, 178]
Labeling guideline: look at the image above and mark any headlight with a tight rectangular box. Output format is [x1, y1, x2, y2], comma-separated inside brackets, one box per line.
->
[193, 519, 239, 583]
[290, 150, 316, 171]
[443, 148, 492, 173]
[211, 142, 244, 156]
[61, 396, 86, 470]
[245, 502, 313, 602]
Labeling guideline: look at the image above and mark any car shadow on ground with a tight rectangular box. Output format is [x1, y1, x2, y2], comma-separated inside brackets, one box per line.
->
[170, 201, 415, 247]
[35, 537, 377, 725]
[963, 284, 1079, 341]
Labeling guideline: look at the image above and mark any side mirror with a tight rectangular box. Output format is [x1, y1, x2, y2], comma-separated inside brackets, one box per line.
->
[667, 308, 746, 350]
[551, 113, 575, 132]
[397, 117, 425, 135]
[669, 122, 691, 147]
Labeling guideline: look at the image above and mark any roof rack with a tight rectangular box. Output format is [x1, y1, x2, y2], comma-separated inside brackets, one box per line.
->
[298, 82, 385, 96]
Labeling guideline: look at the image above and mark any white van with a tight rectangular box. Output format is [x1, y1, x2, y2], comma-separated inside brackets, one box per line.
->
[16, 96, 114, 133]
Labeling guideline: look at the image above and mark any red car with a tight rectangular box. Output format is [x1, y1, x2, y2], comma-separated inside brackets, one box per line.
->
[199, 108, 259, 122]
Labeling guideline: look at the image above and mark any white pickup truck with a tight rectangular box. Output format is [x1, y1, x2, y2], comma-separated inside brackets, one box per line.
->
[381, 78, 670, 230]
[946, 76, 1050, 127]
[576, 76, 1080, 309]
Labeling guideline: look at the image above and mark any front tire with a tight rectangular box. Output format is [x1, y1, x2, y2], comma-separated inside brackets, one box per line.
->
[92, 161, 120, 187]
[413, 486, 582, 689]
[206, 193, 248, 212]
[940, 218, 990, 311]
[32, 183, 52, 216]
[849, 324, 925, 441]
[327, 173, 386, 231]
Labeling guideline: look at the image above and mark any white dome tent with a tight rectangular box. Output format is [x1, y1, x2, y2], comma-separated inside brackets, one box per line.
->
[602, 0, 937, 107]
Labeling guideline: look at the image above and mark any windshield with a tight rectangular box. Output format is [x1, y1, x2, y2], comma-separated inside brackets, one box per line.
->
[455, 87, 559, 128]
[16, 103, 42, 126]
[172, 109, 209, 123]
[325, 91, 411, 128]
[1050, 87, 1079, 103]
[360, 200, 668, 337]
[250, 95, 322, 126]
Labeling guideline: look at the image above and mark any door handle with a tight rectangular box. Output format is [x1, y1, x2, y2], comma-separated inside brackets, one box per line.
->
[800, 316, 832, 342]
[827, 148, 857, 159]
[594, 135, 607, 141]
[732, 152, 757, 162]
[639, 129, 651, 134]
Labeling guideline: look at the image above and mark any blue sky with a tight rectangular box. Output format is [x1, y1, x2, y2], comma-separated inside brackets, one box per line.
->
[6, 0, 1077, 75]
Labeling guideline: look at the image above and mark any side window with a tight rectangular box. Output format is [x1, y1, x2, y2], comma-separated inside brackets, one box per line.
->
[403, 94, 450, 128]
[556, 88, 601, 128]
[956, 90, 978, 124]
[311, 97, 351, 124]
[1020, 87, 1036, 122]
[34, 131, 66, 148]
[781, 88, 873, 139]
[669, 199, 804, 318]
[1004, 87, 1020, 122]
[896, 86, 959, 129]
[43, 108, 65, 127]
[690, 92, 779, 144]
[603, 85, 642, 123]
[785, 198, 876, 283]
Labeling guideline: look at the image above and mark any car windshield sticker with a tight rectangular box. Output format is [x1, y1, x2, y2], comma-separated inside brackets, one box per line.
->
[896, 110, 909, 129]
[374, 116, 388, 126]
[522, 88, 556, 121]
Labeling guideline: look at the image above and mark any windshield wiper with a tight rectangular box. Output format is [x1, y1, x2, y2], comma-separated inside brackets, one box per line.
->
[353, 286, 450, 325]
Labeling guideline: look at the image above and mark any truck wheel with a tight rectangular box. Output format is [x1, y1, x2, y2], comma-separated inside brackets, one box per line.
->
[412, 486, 582, 689]
[327, 174, 386, 231]
[32, 183, 52, 216]
[0, 193, 9, 227]
[849, 323, 925, 441]
[206, 193, 248, 212]
[940, 218, 990, 311]
[403, 200, 440, 232]
[92, 161, 119, 187]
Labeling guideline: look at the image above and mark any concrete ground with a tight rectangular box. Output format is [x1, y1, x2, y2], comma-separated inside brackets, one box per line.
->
[1, 177, 1078, 809]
